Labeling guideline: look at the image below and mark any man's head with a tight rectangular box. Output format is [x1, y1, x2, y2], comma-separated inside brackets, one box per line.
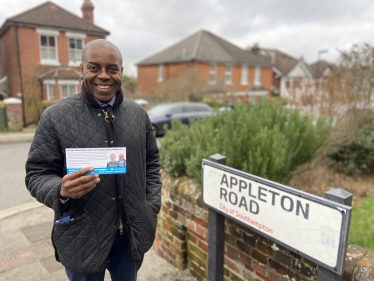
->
[119, 153, 124, 161]
[80, 39, 123, 102]
[110, 153, 116, 162]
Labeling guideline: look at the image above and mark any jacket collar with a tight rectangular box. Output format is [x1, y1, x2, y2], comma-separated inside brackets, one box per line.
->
[81, 82, 124, 108]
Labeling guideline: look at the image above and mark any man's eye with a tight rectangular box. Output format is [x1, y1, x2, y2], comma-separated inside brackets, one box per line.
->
[88, 66, 97, 70]
[110, 68, 118, 72]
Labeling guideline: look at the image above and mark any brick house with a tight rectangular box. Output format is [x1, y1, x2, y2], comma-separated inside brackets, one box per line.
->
[248, 44, 333, 99]
[136, 30, 272, 105]
[0, 0, 109, 124]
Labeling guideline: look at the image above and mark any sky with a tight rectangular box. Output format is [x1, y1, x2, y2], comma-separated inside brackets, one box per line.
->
[1, 0, 374, 76]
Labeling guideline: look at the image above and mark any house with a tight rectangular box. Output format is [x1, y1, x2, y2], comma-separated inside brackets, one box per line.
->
[248, 44, 315, 99]
[136, 30, 273, 105]
[308, 60, 333, 79]
[0, 0, 109, 124]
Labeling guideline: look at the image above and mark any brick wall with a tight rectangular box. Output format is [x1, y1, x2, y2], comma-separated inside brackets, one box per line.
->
[156, 170, 374, 281]
[137, 62, 273, 100]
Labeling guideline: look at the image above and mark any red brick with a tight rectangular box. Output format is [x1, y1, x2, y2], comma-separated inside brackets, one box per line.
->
[187, 219, 196, 232]
[243, 232, 256, 247]
[191, 214, 208, 228]
[253, 260, 267, 277]
[226, 244, 239, 260]
[163, 222, 170, 231]
[178, 213, 186, 225]
[240, 253, 252, 270]
[169, 210, 178, 220]
[257, 241, 273, 256]
[224, 257, 239, 273]
[188, 232, 198, 244]
[162, 205, 169, 214]
[195, 224, 207, 238]
[255, 272, 271, 281]
[268, 259, 293, 279]
[267, 271, 283, 281]
[198, 240, 208, 253]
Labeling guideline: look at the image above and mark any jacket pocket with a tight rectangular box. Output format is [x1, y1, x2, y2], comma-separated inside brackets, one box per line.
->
[52, 213, 99, 274]
[141, 202, 158, 254]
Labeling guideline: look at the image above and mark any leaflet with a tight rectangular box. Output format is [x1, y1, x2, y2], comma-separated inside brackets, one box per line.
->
[66, 147, 126, 175]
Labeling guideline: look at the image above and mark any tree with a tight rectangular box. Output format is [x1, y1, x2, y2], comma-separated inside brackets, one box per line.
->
[121, 75, 137, 99]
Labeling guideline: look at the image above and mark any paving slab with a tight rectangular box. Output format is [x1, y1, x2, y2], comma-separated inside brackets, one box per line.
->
[0, 204, 197, 281]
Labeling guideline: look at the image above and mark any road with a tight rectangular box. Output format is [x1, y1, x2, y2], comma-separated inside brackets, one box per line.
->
[0, 142, 35, 211]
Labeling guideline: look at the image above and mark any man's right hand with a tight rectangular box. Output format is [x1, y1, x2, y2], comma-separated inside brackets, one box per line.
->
[60, 167, 100, 199]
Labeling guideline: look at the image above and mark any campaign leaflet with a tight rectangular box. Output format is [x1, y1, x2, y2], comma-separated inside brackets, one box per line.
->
[66, 147, 126, 175]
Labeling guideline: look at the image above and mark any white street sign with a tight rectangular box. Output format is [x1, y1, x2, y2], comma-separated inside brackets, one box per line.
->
[202, 160, 351, 274]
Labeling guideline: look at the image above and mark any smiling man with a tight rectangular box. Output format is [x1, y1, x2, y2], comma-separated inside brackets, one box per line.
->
[26, 39, 161, 281]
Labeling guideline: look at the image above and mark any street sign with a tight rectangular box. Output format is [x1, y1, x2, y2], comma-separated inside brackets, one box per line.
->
[202, 159, 352, 275]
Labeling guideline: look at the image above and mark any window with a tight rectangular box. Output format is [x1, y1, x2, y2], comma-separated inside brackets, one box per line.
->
[37, 28, 60, 66]
[241, 65, 248, 85]
[254, 67, 262, 85]
[40, 35, 57, 60]
[209, 64, 217, 84]
[225, 66, 232, 84]
[61, 85, 77, 99]
[69, 38, 83, 63]
[47, 84, 55, 100]
[158, 64, 163, 82]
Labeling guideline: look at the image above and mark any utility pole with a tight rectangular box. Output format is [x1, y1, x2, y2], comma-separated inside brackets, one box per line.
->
[317, 49, 329, 79]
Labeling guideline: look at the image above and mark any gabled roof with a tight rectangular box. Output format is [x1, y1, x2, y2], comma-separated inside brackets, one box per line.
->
[38, 67, 81, 80]
[136, 30, 271, 67]
[308, 60, 333, 78]
[0, 1, 109, 37]
[249, 48, 301, 75]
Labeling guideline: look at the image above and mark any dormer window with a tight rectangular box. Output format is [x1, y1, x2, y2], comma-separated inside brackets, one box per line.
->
[36, 28, 60, 66]
[66, 32, 86, 67]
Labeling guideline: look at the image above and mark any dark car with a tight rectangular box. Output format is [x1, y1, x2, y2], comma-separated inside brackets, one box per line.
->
[147, 102, 212, 136]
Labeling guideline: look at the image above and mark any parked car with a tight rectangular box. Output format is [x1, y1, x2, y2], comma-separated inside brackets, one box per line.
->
[213, 105, 235, 116]
[147, 102, 212, 136]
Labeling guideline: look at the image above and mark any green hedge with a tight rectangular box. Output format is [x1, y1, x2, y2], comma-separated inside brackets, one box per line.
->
[328, 110, 374, 174]
[160, 101, 331, 184]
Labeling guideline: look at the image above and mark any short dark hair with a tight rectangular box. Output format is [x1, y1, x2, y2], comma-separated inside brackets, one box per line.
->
[81, 39, 123, 65]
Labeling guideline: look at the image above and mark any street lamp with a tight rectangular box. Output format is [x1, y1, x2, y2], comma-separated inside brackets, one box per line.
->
[317, 49, 329, 79]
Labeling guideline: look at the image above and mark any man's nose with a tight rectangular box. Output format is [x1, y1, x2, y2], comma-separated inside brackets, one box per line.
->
[98, 67, 110, 79]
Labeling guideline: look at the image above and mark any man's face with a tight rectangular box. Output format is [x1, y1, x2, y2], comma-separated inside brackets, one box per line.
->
[119, 154, 124, 161]
[110, 154, 116, 161]
[80, 47, 123, 102]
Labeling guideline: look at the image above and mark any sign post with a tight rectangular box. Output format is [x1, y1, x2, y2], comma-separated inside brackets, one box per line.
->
[202, 156, 352, 280]
[207, 154, 226, 281]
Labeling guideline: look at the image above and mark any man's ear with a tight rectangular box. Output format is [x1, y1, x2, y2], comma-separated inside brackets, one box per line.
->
[80, 63, 84, 78]
[121, 67, 123, 77]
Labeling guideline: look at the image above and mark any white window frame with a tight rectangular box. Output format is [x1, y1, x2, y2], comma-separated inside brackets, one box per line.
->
[241, 65, 248, 85]
[225, 65, 232, 85]
[66, 32, 86, 67]
[59, 80, 80, 99]
[43, 79, 55, 100]
[36, 28, 60, 66]
[209, 64, 217, 85]
[158, 64, 163, 82]
[254, 66, 262, 86]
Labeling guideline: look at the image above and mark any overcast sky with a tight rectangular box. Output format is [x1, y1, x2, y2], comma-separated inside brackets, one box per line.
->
[1, 0, 374, 76]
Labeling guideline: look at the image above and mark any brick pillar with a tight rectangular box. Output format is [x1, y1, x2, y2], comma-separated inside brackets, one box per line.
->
[4, 98, 23, 131]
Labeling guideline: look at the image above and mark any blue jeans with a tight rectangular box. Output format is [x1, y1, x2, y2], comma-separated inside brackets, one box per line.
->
[65, 230, 143, 281]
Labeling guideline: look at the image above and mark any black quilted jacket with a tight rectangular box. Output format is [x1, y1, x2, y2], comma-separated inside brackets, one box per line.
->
[25, 84, 162, 274]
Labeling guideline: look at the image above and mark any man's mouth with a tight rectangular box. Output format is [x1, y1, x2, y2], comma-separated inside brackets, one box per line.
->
[96, 84, 112, 89]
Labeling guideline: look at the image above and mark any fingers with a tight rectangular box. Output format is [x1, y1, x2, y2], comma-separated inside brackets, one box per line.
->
[68, 177, 100, 199]
[64, 167, 95, 181]
[68, 174, 99, 189]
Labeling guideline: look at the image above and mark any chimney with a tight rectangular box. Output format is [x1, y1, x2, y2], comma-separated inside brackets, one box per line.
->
[81, 0, 94, 24]
[252, 43, 260, 55]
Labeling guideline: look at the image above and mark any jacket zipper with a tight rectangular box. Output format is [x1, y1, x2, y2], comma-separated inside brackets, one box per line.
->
[103, 107, 124, 236]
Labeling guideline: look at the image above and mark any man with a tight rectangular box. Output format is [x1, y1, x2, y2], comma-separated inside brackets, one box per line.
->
[25, 39, 161, 281]
[118, 153, 126, 167]
[107, 153, 121, 167]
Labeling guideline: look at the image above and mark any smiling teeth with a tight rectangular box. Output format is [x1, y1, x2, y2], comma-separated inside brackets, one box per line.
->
[98, 85, 110, 89]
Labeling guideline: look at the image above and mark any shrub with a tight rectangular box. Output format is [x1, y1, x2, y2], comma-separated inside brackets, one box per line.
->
[159, 101, 331, 184]
[328, 109, 374, 174]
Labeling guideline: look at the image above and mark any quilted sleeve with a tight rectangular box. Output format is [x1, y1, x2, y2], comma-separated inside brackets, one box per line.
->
[25, 111, 64, 215]
[145, 115, 162, 214]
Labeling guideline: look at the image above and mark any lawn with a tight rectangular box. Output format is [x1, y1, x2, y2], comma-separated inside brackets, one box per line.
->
[348, 196, 374, 252]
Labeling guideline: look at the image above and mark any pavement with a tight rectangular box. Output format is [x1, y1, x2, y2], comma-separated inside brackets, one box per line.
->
[0, 130, 195, 281]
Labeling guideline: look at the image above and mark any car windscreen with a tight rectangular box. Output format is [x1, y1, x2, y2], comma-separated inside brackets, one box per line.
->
[147, 104, 174, 116]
